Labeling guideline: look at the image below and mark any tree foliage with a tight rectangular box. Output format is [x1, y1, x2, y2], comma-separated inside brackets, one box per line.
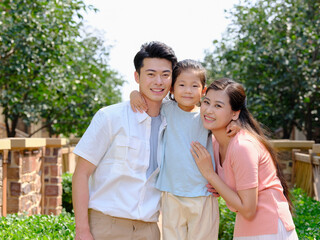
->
[0, 0, 124, 137]
[204, 0, 320, 141]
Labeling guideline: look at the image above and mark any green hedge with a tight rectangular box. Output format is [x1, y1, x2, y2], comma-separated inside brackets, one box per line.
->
[292, 188, 320, 239]
[62, 172, 73, 213]
[1, 185, 319, 239]
[218, 197, 236, 239]
[0, 211, 74, 239]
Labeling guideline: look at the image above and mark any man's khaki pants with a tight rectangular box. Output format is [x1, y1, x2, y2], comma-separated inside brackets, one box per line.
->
[88, 209, 160, 240]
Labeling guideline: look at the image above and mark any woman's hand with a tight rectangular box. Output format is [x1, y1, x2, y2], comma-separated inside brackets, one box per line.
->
[190, 141, 215, 181]
[206, 183, 220, 197]
[130, 90, 148, 113]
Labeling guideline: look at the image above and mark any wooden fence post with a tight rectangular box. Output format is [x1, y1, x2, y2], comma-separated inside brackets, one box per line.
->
[291, 149, 300, 188]
[311, 144, 320, 201]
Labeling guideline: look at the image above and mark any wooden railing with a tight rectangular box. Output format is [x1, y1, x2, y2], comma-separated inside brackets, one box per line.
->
[270, 140, 315, 188]
[292, 144, 320, 201]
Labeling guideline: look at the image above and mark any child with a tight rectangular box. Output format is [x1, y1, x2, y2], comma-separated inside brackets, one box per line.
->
[191, 78, 299, 240]
[131, 59, 232, 240]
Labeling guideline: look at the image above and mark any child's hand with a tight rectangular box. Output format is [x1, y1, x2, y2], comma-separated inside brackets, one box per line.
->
[130, 90, 148, 113]
[226, 120, 241, 137]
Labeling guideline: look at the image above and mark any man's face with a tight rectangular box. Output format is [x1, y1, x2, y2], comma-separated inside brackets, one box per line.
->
[135, 58, 172, 104]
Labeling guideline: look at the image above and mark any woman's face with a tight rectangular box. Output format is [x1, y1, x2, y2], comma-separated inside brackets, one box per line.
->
[200, 89, 237, 131]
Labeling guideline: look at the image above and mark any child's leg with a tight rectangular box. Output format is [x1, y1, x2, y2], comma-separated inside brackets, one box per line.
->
[161, 192, 188, 240]
[187, 195, 219, 240]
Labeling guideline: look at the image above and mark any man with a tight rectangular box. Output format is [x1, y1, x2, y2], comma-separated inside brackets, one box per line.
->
[72, 41, 177, 240]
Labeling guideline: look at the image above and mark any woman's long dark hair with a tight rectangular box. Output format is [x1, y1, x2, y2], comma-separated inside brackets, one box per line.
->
[207, 78, 293, 212]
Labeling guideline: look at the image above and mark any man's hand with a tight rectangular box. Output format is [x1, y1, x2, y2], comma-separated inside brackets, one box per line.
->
[75, 229, 94, 240]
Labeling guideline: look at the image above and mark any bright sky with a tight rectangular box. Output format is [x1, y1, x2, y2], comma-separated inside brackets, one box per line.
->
[83, 0, 239, 100]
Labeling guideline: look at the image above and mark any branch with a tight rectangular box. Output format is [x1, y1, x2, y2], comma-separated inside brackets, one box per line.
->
[0, 48, 15, 61]
[28, 121, 53, 137]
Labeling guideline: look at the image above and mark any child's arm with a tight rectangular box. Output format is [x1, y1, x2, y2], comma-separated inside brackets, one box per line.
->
[226, 120, 241, 137]
[130, 90, 148, 113]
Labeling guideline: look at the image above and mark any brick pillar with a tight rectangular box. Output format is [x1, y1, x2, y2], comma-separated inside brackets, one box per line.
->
[43, 138, 67, 215]
[8, 138, 45, 215]
[0, 153, 2, 216]
[0, 139, 11, 217]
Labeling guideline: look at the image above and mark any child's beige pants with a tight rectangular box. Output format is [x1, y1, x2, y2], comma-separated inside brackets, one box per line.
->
[161, 192, 219, 240]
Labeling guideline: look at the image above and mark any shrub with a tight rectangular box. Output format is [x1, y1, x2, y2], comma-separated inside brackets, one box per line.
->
[62, 172, 73, 213]
[218, 197, 236, 239]
[292, 188, 320, 239]
[0, 211, 75, 239]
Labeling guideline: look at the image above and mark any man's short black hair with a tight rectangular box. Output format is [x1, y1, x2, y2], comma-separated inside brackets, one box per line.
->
[134, 41, 177, 74]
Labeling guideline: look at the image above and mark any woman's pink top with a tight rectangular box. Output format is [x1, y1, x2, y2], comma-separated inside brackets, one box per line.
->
[213, 130, 295, 237]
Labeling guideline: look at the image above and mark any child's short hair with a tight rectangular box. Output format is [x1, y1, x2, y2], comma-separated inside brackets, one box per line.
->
[169, 59, 206, 101]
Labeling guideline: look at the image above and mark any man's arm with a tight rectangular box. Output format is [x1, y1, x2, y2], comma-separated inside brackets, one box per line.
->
[72, 156, 96, 240]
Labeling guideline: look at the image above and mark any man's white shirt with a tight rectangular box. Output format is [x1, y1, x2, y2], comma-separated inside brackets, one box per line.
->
[73, 101, 166, 222]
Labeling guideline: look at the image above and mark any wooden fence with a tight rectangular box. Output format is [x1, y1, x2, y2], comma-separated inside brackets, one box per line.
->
[292, 144, 320, 201]
[270, 140, 315, 188]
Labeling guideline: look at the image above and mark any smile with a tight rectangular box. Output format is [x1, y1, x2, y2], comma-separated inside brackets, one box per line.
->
[151, 88, 164, 93]
[204, 115, 215, 121]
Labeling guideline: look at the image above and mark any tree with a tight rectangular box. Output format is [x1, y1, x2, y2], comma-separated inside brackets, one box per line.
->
[0, 0, 124, 137]
[203, 0, 320, 141]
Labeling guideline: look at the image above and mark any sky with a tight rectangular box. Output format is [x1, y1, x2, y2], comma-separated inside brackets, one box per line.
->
[83, 0, 239, 100]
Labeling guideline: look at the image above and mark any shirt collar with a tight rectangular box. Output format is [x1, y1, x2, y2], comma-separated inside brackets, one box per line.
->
[134, 110, 150, 123]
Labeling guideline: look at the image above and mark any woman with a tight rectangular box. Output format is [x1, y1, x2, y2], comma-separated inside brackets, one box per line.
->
[190, 78, 298, 239]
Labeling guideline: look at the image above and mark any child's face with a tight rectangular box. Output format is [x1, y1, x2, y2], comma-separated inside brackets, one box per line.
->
[172, 70, 204, 112]
[200, 89, 238, 131]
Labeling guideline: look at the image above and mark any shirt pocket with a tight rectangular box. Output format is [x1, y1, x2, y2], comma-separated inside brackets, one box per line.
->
[104, 135, 148, 171]
[127, 137, 149, 171]
[104, 135, 129, 162]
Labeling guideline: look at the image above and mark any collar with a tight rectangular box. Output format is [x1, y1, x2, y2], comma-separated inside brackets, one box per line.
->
[134, 110, 150, 123]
